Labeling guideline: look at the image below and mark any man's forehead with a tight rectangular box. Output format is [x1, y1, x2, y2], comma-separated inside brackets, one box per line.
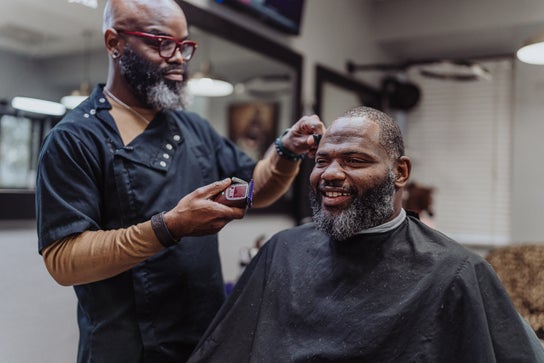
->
[326, 116, 378, 138]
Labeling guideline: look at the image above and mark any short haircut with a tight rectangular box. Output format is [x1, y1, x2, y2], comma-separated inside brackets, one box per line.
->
[342, 106, 405, 160]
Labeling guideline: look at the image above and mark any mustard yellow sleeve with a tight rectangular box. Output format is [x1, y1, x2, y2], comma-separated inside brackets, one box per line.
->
[251, 146, 301, 208]
[42, 221, 163, 286]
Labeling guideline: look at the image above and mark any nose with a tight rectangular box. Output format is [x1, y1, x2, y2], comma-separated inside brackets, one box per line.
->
[167, 46, 186, 63]
[321, 160, 345, 181]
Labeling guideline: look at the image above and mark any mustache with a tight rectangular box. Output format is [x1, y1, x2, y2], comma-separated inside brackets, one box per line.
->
[318, 180, 355, 193]
[162, 64, 188, 75]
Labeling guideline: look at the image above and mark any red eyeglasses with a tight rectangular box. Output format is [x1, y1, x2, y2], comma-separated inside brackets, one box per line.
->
[116, 30, 198, 61]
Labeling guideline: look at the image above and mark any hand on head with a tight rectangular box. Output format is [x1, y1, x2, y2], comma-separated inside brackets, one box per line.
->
[280, 114, 326, 159]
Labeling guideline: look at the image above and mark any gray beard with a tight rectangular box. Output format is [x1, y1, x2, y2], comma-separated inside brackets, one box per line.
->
[147, 81, 188, 111]
[310, 171, 396, 241]
[119, 46, 188, 111]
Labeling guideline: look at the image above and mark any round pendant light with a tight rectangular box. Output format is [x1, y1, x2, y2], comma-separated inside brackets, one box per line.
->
[517, 33, 544, 65]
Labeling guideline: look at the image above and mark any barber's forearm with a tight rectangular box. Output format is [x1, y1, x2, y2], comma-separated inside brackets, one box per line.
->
[252, 147, 300, 208]
[42, 222, 163, 286]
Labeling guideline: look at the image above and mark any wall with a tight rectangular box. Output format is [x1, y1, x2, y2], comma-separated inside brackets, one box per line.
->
[0, 221, 78, 363]
[0, 51, 51, 101]
[404, 60, 513, 246]
[512, 62, 544, 243]
[184, 0, 388, 100]
[363, 0, 544, 244]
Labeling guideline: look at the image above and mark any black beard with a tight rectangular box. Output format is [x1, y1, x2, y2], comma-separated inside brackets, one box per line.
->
[310, 171, 396, 241]
[118, 46, 188, 110]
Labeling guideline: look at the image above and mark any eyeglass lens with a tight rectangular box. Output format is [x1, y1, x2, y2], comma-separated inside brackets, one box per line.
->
[160, 39, 195, 60]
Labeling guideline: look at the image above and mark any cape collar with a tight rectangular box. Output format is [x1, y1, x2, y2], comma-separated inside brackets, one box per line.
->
[356, 209, 407, 235]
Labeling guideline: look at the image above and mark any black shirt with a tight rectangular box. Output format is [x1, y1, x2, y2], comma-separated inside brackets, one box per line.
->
[36, 85, 256, 362]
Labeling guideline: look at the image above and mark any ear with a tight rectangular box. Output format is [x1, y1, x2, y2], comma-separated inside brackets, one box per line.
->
[104, 28, 121, 57]
[394, 156, 411, 188]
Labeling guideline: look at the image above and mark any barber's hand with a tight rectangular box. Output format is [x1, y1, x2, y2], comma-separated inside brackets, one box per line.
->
[163, 178, 247, 238]
[280, 114, 326, 159]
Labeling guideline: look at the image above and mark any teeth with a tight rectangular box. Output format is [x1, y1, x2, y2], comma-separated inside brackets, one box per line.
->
[324, 191, 349, 197]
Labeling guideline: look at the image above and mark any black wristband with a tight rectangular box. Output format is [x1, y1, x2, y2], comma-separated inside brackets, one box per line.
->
[274, 128, 304, 161]
[151, 212, 179, 247]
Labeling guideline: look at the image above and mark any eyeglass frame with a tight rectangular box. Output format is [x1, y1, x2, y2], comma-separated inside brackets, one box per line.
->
[115, 29, 198, 61]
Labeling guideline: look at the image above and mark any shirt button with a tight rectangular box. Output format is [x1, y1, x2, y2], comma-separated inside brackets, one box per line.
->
[89, 109, 96, 115]
[160, 161, 167, 167]
[165, 143, 173, 150]
[83, 113, 89, 118]
[173, 135, 181, 142]
[99, 98, 106, 103]
[163, 153, 170, 159]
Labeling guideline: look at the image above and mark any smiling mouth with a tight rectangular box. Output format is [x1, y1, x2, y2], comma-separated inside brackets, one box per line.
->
[323, 191, 350, 198]
[320, 189, 353, 207]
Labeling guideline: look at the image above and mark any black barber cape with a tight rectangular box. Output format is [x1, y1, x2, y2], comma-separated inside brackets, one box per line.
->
[189, 215, 544, 362]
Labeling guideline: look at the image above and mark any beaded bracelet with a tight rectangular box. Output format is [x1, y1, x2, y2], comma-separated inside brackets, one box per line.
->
[151, 212, 179, 247]
[274, 128, 305, 161]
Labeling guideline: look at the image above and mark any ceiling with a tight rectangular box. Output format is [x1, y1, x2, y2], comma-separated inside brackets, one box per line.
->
[0, 0, 105, 58]
[2, 0, 544, 63]
[368, 0, 544, 62]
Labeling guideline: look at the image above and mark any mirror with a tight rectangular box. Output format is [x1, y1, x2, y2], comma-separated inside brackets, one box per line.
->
[0, 1, 302, 219]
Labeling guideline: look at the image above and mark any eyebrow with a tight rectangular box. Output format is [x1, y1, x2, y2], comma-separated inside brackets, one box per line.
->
[316, 150, 373, 158]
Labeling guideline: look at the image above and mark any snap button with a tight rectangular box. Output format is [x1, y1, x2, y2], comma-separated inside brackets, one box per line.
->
[163, 153, 170, 159]
[165, 143, 173, 150]
[160, 161, 167, 167]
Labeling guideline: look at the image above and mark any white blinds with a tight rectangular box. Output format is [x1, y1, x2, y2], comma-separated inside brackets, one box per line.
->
[404, 59, 513, 246]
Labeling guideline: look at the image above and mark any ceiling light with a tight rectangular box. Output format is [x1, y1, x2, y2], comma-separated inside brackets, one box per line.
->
[188, 61, 233, 97]
[11, 97, 66, 116]
[517, 33, 544, 65]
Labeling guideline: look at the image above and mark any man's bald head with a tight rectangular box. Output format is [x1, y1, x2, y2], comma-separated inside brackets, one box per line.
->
[102, 0, 191, 110]
[103, 0, 185, 34]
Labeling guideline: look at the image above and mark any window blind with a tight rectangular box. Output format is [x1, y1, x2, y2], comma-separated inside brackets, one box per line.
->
[404, 59, 512, 246]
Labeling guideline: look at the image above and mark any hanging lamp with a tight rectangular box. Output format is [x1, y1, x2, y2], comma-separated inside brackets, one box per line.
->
[187, 61, 234, 97]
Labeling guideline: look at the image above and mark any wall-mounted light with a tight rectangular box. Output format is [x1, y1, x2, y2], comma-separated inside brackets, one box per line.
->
[346, 59, 491, 82]
[11, 97, 66, 116]
[517, 33, 544, 65]
[187, 61, 233, 97]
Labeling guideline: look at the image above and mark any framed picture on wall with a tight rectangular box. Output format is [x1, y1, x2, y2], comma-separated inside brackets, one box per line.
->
[228, 102, 279, 161]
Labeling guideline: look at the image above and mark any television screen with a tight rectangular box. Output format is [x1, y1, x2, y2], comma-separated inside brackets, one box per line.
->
[215, 0, 306, 35]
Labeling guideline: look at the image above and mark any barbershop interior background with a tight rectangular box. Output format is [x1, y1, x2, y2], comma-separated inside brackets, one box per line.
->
[2, 0, 544, 361]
